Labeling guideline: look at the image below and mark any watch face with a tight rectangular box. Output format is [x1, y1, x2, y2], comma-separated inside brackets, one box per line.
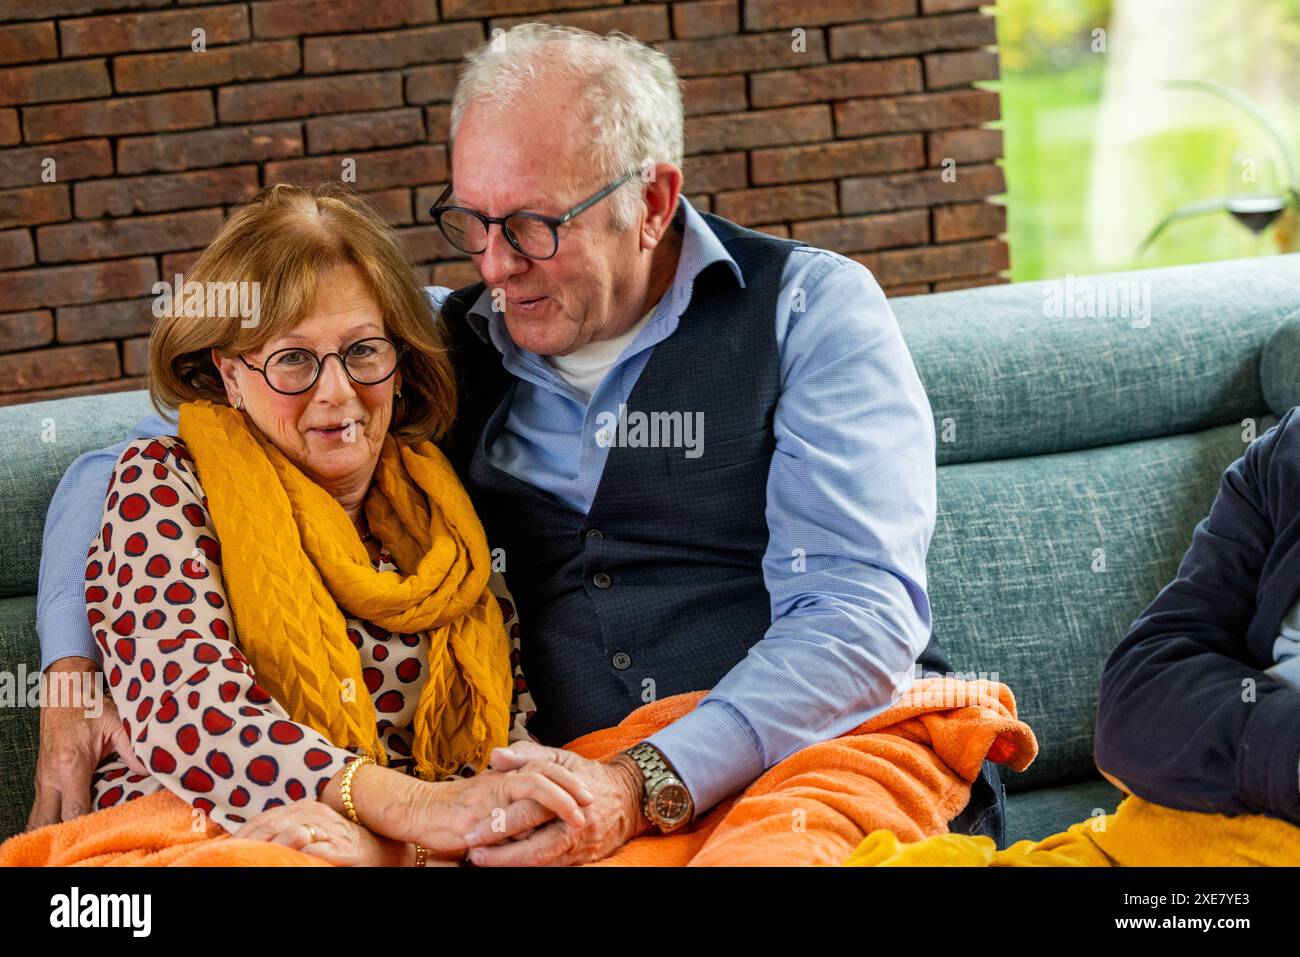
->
[653, 781, 691, 824]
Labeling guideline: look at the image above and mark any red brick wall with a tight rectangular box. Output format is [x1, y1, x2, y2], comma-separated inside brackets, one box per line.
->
[0, 0, 1007, 406]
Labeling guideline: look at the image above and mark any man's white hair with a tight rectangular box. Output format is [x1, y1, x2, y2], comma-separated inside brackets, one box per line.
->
[450, 23, 684, 231]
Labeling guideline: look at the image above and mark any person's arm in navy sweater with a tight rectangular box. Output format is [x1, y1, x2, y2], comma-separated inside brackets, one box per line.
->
[1095, 407, 1300, 824]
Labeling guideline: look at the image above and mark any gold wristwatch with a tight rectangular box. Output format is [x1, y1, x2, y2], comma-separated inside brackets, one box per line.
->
[623, 741, 694, 832]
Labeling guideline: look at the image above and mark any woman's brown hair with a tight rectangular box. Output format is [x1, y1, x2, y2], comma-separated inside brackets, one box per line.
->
[148, 182, 457, 443]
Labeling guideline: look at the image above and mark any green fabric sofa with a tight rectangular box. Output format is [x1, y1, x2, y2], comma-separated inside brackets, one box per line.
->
[3, 254, 1298, 847]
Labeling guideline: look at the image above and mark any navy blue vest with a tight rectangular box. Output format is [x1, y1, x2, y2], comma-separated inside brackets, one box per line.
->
[439, 210, 1004, 843]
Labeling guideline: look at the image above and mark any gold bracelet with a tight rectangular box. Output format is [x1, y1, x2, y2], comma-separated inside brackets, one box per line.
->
[339, 754, 376, 826]
[413, 842, 427, 867]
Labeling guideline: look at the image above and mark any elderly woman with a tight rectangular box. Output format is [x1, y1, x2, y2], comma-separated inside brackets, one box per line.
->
[67, 183, 591, 866]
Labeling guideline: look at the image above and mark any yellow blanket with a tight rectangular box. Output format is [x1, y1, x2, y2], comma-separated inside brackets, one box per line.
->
[846, 793, 1300, 866]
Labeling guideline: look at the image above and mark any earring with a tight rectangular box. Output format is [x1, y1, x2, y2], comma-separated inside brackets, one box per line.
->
[234, 396, 243, 410]
[394, 387, 402, 399]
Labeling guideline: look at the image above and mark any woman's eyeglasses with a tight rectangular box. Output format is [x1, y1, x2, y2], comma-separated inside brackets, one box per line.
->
[240, 337, 404, 396]
[427, 171, 638, 261]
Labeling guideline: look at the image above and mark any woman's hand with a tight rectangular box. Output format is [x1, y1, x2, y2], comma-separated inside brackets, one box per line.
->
[353, 763, 595, 861]
[232, 800, 423, 866]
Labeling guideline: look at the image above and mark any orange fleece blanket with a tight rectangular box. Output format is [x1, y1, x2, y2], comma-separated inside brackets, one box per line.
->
[1, 678, 1035, 867]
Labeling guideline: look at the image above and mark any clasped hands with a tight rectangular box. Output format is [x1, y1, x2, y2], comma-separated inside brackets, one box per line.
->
[233, 740, 651, 867]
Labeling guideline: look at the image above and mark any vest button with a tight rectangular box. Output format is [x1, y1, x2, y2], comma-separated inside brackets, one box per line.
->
[612, 652, 632, 670]
[592, 572, 612, 588]
[585, 529, 603, 541]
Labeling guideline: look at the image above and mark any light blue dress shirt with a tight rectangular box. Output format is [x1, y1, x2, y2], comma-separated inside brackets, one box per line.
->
[37, 195, 937, 818]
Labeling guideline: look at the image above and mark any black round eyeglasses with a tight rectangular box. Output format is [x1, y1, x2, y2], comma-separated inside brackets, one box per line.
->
[427, 170, 638, 261]
[239, 337, 405, 396]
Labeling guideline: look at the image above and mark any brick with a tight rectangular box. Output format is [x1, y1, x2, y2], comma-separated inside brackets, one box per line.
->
[853, 237, 1008, 285]
[0, 60, 111, 107]
[841, 162, 1004, 214]
[0, 110, 17, 146]
[361, 188, 413, 226]
[56, 298, 154, 343]
[219, 73, 402, 124]
[745, 0, 915, 30]
[686, 105, 831, 154]
[754, 134, 923, 186]
[0, 140, 113, 189]
[0, 258, 157, 310]
[490, 5, 670, 40]
[429, 260, 477, 289]
[0, 374, 146, 406]
[122, 335, 150, 375]
[59, 6, 249, 57]
[927, 127, 1002, 166]
[37, 209, 223, 264]
[306, 108, 425, 155]
[0, 341, 120, 394]
[0, 22, 58, 65]
[414, 184, 449, 222]
[924, 49, 999, 90]
[934, 274, 1009, 292]
[114, 40, 300, 94]
[656, 30, 827, 78]
[267, 145, 446, 191]
[750, 58, 921, 109]
[791, 209, 928, 253]
[921, 0, 985, 12]
[686, 193, 711, 212]
[442, 0, 606, 17]
[405, 64, 459, 105]
[682, 75, 746, 116]
[681, 151, 747, 193]
[933, 201, 1006, 243]
[882, 282, 929, 297]
[0, 185, 70, 229]
[751, 223, 790, 238]
[713, 182, 837, 225]
[0, 310, 53, 352]
[160, 250, 203, 279]
[118, 121, 303, 174]
[74, 166, 260, 218]
[830, 13, 997, 60]
[2, 0, 168, 19]
[424, 105, 449, 142]
[835, 89, 1000, 137]
[397, 225, 460, 262]
[0, 229, 35, 269]
[24, 91, 214, 144]
[252, 0, 441, 39]
[672, 0, 737, 39]
[305, 23, 481, 73]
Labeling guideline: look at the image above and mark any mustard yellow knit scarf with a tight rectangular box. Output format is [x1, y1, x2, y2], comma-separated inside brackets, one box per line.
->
[177, 399, 512, 780]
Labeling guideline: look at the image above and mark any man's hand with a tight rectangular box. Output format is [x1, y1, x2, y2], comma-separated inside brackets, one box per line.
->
[462, 741, 653, 866]
[25, 656, 147, 831]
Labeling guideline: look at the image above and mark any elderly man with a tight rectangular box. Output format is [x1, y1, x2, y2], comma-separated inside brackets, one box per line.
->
[30, 23, 1003, 865]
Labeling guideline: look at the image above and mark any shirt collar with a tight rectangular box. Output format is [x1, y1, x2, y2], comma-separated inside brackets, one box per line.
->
[464, 195, 746, 352]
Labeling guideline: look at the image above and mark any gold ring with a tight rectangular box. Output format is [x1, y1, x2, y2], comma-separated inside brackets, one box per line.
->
[305, 823, 321, 844]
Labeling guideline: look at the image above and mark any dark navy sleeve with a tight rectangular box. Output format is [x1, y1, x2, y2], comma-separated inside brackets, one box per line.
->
[1095, 406, 1300, 824]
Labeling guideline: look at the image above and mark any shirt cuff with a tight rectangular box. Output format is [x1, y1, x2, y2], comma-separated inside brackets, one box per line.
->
[645, 699, 766, 819]
[1265, 655, 1300, 692]
[36, 601, 100, 671]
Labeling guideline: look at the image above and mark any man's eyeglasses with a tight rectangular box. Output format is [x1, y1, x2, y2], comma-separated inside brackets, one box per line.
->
[428, 170, 638, 261]
[240, 337, 404, 396]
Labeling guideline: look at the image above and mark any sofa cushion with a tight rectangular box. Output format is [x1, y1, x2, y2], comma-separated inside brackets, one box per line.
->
[0, 391, 155, 597]
[0, 594, 40, 840]
[1004, 776, 1125, 846]
[894, 254, 1300, 466]
[929, 419, 1270, 793]
[1259, 310, 1300, 417]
